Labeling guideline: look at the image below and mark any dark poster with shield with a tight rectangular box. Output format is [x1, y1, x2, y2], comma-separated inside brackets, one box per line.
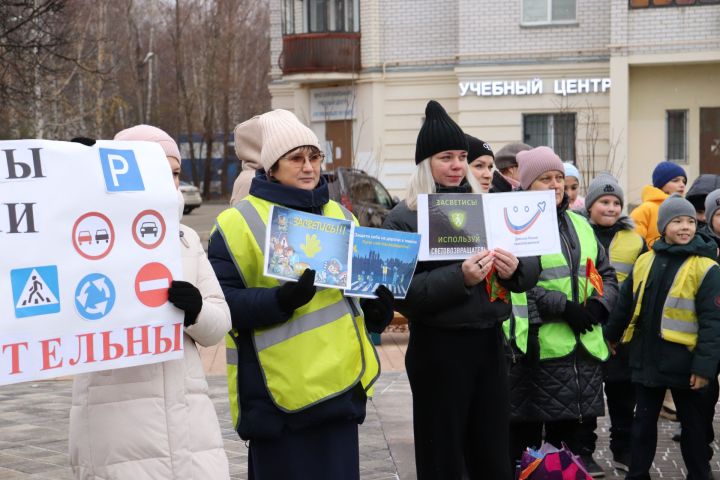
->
[420, 193, 486, 260]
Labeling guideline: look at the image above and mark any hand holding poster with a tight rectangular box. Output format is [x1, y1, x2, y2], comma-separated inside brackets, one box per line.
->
[264, 206, 353, 289]
[346, 227, 420, 299]
[418, 190, 560, 260]
[0, 140, 184, 386]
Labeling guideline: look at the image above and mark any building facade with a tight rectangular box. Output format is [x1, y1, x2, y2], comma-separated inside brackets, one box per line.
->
[269, 0, 720, 203]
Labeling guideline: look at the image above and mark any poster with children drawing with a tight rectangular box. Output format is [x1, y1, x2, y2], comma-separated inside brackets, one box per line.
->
[264, 206, 353, 289]
[345, 227, 421, 300]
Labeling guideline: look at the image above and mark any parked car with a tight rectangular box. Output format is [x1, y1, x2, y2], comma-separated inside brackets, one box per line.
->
[325, 168, 398, 227]
[179, 181, 202, 214]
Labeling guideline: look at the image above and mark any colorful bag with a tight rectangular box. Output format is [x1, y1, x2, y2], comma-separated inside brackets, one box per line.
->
[515, 443, 592, 480]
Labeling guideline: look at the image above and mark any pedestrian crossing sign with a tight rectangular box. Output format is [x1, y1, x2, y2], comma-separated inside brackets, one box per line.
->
[10, 265, 61, 318]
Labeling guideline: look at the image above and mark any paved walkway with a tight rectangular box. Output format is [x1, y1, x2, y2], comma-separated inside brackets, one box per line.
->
[1, 331, 718, 479]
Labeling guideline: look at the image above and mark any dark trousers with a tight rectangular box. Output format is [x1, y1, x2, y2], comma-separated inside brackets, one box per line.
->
[702, 373, 719, 461]
[510, 418, 590, 467]
[628, 384, 710, 480]
[248, 419, 359, 480]
[605, 380, 636, 456]
[406, 322, 511, 480]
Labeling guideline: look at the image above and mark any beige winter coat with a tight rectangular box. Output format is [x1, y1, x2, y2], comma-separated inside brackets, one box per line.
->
[69, 224, 231, 480]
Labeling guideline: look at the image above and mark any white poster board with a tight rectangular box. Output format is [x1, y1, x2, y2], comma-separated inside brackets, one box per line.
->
[0, 140, 184, 385]
[417, 190, 560, 260]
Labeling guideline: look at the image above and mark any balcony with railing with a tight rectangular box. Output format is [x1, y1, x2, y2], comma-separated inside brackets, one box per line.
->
[280, 32, 361, 75]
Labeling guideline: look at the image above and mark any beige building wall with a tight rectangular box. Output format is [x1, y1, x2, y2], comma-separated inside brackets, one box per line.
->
[627, 62, 720, 207]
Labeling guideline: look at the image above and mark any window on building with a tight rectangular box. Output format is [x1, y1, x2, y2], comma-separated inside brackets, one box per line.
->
[666, 110, 688, 163]
[307, 0, 359, 33]
[523, 113, 576, 162]
[281, 0, 295, 35]
[630, 0, 719, 8]
[522, 0, 576, 24]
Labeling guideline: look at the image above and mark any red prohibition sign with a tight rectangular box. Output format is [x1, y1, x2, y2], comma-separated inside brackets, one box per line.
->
[132, 209, 167, 249]
[135, 262, 173, 307]
[72, 212, 115, 260]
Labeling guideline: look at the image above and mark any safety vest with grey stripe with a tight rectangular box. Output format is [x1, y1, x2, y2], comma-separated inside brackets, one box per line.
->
[217, 197, 379, 416]
[622, 251, 717, 350]
[608, 229, 644, 287]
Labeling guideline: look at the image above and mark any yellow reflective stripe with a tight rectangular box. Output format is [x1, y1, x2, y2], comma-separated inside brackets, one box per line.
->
[512, 304, 529, 319]
[226, 347, 238, 365]
[236, 200, 265, 247]
[539, 266, 571, 281]
[226, 333, 240, 428]
[662, 316, 699, 334]
[665, 296, 696, 311]
[611, 261, 633, 275]
[254, 298, 352, 351]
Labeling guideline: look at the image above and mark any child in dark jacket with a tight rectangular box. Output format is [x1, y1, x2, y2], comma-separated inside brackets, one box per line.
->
[583, 174, 647, 473]
[605, 194, 720, 480]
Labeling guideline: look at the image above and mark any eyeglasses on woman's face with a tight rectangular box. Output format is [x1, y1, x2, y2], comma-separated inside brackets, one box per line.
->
[280, 151, 325, 167]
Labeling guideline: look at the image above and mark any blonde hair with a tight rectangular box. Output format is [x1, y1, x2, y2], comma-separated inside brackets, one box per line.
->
[405, 157, 485, 211]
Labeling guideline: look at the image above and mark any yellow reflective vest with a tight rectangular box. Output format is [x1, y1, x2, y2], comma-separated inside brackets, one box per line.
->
[216, 196, 380, 422]
[504, 211, 609, 361]
[621, 251, 716, 350]
[608, 229, 644, 287]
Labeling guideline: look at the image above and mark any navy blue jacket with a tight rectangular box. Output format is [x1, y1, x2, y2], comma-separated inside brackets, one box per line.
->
[208, 174, 367, 440]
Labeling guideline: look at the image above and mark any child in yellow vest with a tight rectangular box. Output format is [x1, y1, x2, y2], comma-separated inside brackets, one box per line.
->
[581, 174, 646, 473]
[605, 194, 720, 480]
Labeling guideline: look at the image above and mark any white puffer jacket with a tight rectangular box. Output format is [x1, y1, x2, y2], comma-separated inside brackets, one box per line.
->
[69, 224, 231, 479]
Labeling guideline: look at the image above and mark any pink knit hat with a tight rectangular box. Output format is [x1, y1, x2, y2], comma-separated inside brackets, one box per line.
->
[114, 124, 182, 162]
[517, 146, 565, 190]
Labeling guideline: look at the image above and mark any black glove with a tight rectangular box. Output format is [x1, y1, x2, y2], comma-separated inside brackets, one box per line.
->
[585, 299, 608, 325]
[168, 280, 203, 327]
[360, 285, 395, 334]
[562, 300, 595, 336]
[277, 269, 317, 315]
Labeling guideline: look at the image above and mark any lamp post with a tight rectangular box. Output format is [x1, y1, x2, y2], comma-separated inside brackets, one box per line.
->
[143, 51, 155, 124]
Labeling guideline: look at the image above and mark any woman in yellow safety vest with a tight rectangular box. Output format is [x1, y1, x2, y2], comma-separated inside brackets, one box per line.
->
[505, 147, 618, 477]
[208, 110, 394, 480]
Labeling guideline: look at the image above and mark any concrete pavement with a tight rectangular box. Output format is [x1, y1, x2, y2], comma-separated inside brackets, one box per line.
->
[1, 337, 718, 479]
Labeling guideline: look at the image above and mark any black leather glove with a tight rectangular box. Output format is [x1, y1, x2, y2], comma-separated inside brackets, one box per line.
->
[562, 300, 595, 335]
[277, 269, 317, 315]
[168, 280, 203, 327]
[585, 299, 608, 325]
[360, 285, 395, 334]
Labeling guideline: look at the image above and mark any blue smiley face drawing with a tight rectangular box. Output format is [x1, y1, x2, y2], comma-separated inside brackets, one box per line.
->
[503, 201, 547, 234]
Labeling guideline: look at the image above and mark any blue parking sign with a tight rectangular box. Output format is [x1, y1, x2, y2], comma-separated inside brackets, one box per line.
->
[99, 148, 145, 192]
[11, 266, 61, 318]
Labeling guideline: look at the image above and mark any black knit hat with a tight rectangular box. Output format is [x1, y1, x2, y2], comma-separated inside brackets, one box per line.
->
[466, 134, 494, 161]
[415, 100, 468, 164]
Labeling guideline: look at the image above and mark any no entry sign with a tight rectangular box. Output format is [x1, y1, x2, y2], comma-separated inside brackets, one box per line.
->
[135, 262, 173, 307]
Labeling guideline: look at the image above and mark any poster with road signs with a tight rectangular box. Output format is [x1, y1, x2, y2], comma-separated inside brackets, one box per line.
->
[417, 190, 560, 260]
[0, 139, 184, 386]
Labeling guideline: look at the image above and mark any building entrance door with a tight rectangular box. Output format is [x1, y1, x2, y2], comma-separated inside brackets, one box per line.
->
[700, 107, 720, 174]
[325, 120, 353, 169]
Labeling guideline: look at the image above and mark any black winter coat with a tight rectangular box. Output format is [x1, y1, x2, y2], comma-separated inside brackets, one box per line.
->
[508, 195, 619, 423]
[590, 215, 648, 382]
[208, 174, 369, 441]
[605, 235, 720, 388]
[382, 191, 541, 330]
